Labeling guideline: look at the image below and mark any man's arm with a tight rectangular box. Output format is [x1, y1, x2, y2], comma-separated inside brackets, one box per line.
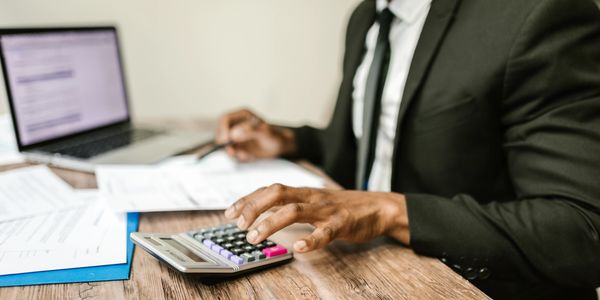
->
[407, 0, 600, 286]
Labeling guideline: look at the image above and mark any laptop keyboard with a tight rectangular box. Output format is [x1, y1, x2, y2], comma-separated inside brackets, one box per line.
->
[41, 128, 160, 159]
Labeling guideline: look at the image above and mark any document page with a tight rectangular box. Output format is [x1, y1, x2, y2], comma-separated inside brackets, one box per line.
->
[0, 166, 82, 221]
[96, 166, 202, 212]
[0, 191, 127, 275]
[97, 151, 325, 212]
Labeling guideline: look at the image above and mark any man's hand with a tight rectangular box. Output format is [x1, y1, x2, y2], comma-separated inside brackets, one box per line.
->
[224, 184, 410, 253]
[216, 109, 296, 161]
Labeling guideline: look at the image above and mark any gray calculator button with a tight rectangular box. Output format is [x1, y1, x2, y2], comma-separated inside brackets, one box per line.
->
[241, 253, 256, 263]
[234, 241, 245, 247]
[251, 250, 266, 260]
[203, 233, 215, 239]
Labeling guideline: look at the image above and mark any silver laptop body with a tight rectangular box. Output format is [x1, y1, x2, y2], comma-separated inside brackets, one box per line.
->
[0, 26, 211, 172]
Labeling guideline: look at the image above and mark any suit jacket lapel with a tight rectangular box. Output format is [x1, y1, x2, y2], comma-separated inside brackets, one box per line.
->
[391, 0, 462, 186]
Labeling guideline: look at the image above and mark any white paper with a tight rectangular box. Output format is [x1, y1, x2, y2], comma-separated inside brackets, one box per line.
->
[96, 166, 201, 212]
[0, 114, 23, 165]
[0, 191, 127, 275]
[0, 166, 83, 221]
[97, 150, 325, 212]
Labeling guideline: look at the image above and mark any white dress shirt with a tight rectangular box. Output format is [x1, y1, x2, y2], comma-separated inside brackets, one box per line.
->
[352, 0, 431, 192]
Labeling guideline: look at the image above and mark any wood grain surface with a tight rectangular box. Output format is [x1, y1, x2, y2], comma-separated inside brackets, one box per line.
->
[0, 160, 490, 300]
[0, 116, 490, 299]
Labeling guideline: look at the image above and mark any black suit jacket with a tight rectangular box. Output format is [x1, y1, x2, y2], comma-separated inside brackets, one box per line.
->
[290, 0, 600, 299]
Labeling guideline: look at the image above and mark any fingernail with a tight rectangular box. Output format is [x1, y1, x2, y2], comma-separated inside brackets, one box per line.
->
[237, 215, 246, 229]
[224, 206, 235, 218]
[247, 229, 259, 243]
[294, 240, 307, 252]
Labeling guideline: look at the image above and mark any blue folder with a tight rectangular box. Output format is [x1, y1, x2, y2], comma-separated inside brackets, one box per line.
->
[0, 213, 139, 287]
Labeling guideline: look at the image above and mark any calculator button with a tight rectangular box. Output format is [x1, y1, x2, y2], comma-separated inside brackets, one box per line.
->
[251, 250, 266, 260]
[222, 243, 234, 250]
[230, 255, 244, 265]
[264, 240, 276, 247]
[214, 238, 225, 244]
[241, 253, 256, 263]
[235, 233, 246, 240]
[211, 244, 224, 253]
[214, 230, 225, 237]
[231, 248, 244, 255]
[234, 241, 245, 247]
[225, 236, 236, 242]
[220, 249, 233, 259]
[193, 233, 204, 241]
[262, 246, 288, 257]
[203, 233, 215, 239]
[203, 239, 215, 248]
[243, 245, 256, 252]
[254, 243, 266, 250]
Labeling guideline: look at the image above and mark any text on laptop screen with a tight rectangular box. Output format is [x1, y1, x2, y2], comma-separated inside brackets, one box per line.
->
[0, 30, 129, 146]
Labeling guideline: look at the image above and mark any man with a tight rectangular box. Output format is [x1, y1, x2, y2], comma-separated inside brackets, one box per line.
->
[215, 0, 600, 298]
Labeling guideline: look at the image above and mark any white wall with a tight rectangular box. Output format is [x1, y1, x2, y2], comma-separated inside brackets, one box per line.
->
[0, 0, 361, 127]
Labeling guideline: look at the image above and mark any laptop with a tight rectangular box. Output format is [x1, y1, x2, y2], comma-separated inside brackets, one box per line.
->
[0, 26, 211, 172]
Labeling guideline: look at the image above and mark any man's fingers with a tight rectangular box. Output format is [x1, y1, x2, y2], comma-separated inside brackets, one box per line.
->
[224, 184, 306, 229]
[245, 203, 310, 244]
[234, 148, 255, 162]
[216, 109, 256, 144]
[235, 184, 291, 229]
[293, 225, 337, 253]
[229, 122, 259, 144]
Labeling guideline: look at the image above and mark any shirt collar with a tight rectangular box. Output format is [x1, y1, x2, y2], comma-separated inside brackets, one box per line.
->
[376, 0, 432, 24]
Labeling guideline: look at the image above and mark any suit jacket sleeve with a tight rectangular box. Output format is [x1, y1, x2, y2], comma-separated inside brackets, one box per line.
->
[406, 0, 600, 287]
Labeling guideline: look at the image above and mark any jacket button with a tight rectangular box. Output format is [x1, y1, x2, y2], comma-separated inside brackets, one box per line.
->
[478, 267, 491, 280]
[464, 267, 478, 280]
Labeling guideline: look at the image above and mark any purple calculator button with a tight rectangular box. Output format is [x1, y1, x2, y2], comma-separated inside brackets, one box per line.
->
[220, 249, 233, 259]
[203, 239, 215, 248]
[230, 255, 244, 265]
[211, 244, 224, 253]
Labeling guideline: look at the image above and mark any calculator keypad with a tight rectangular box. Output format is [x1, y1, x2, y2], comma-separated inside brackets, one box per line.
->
[189, 224, 289, 265]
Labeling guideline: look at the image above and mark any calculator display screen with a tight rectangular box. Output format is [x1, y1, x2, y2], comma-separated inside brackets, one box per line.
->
[161, 238, 207, 263]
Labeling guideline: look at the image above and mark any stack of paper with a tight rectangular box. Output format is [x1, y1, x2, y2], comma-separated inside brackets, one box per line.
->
[96, 151, 325, 212]
[0, 166, 127, 277]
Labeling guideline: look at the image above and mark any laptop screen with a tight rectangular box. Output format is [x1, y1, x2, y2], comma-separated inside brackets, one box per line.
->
[0, 29, 129, 147]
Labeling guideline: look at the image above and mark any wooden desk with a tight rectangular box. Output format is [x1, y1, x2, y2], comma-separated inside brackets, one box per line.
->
[0, 137, 490, 299]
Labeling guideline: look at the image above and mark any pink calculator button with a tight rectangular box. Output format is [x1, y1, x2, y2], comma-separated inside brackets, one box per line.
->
[262, 245, 288, 257]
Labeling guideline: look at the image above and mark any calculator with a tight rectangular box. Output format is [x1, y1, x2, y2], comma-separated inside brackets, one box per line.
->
[131, 224, 293, 277]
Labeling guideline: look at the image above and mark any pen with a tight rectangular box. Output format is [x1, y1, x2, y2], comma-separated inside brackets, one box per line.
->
[196, 142, 233, 161]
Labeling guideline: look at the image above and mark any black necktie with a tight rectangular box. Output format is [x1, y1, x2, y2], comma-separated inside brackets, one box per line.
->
[356, 8, 395, 190]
